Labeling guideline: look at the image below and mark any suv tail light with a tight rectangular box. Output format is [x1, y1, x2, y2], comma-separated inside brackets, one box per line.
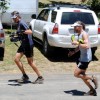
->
[74, 10, 81, 12]
[98, 24, 100, 34]
[0, 33, 4, 38]
[52, 23, 58, 34]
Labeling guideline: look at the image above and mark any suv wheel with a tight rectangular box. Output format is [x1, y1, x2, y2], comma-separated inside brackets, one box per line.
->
[43, 36, 53, 56]
[0, 47, 4, 61]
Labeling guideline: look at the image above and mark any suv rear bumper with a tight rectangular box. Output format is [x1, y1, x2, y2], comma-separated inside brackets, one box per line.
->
[48, 34, 99, 48]
[98, 34, 100, 45]
[0, 40, 5, 48]
[48, 34, 76, 48]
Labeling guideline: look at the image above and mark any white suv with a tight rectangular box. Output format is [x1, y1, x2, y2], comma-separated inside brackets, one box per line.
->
[30, 4, 100, 56]
[0, 20, 5, 60]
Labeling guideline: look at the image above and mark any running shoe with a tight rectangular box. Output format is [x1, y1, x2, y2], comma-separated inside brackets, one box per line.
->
[92, 75, 98, 89]
[17, 74, 29, 83]
[84, 89, 97, 96]
[32, 76, 44, 84]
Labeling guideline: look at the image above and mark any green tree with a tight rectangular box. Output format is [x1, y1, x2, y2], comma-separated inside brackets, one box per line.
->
[82, 0, 100, 16]
[0, 0, 10, 21]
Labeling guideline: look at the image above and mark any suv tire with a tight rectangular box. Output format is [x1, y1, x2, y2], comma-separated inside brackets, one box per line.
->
[0, 47, 4, 61]
[43, 36, 53, 56]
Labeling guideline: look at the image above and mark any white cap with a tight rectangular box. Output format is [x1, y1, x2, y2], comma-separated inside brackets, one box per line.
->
[11, 15, 17, 18]
[11, 11, 20, 19]
[71, 21, 82, 27]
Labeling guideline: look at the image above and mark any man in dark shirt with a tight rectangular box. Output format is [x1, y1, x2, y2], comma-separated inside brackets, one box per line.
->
[11, 11, 44, 84]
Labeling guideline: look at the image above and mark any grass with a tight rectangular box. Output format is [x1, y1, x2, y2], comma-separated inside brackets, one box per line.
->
[1, 1, 100, 73]
[0, 32, 17, 70]
[0, 30, 46, 73]
[1, 30, 100, 74]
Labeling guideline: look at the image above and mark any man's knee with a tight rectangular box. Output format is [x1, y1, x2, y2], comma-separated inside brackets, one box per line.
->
[14, 57, 19, 63]
[74, 70, 81, 78]
[74, 72, 79, 78]
[28, 60, 33, 65]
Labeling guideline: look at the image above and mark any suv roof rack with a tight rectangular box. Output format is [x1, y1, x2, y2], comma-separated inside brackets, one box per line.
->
[48, 4, 91, 10]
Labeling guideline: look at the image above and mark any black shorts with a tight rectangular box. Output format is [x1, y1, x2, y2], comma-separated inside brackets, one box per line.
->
[17, 44, 34, 58]
[76, 61, 90, 70]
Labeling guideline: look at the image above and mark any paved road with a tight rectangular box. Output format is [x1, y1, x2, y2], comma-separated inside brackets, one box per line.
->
[0, 73, 100, 100]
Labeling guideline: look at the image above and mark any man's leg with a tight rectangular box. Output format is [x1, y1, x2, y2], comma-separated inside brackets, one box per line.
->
[27, 57, 41, 77]
[27, 57, 44, 84]
[14, 52, 26, 74]
[74, 67, 94, 90]
[74, 67, 97, 95]
[14, 52, 29, 82]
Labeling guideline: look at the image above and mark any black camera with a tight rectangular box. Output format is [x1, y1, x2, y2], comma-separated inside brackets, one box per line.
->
[10, 30, 25, 42]
[10, 33, 20, 42]
[10, 35, 19, 42]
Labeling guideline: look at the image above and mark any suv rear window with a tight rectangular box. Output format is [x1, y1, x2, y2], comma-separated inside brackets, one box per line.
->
[61, 12, 95, 25]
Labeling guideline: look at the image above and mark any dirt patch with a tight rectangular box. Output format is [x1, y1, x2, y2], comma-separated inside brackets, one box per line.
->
[1, 36, 100, 74]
